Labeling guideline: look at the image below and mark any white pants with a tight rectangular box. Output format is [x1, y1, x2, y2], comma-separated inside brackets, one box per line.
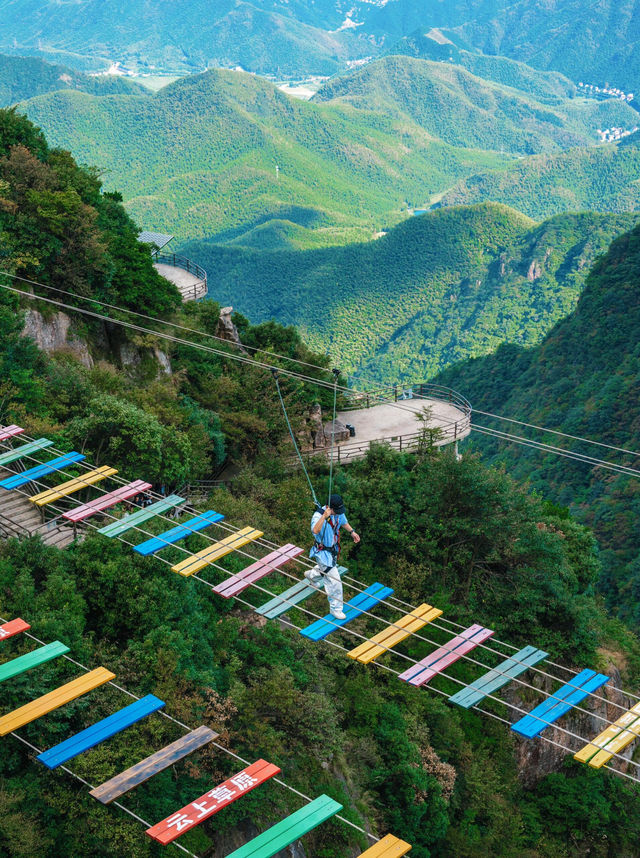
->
[307, 563, 343, 612]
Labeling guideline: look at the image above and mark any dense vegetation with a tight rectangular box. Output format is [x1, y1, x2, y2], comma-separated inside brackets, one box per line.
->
[2, 92, 640, 858]
[438, 141, 640, 221]
[0, 54, 146, 106]
[188, 204, 637, 384]
[314, 56, 637, 155]
[437, 219, 640, 632]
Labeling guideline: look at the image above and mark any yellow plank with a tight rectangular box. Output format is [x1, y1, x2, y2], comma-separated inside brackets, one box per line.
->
[348, 604, 442, 664]
[30, 466, 118, 506]
[0, 667, 115, 736]
[358, 834, 412, 857]
[589, 715, 640, 769]
[574, 701, 640, 765]
[171, 527, 264, 577]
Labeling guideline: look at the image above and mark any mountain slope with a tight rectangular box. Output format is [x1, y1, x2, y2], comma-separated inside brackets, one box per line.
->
[18, 67, 509, 244]
[436, 220, 640, 628]
[438, 142, 640, 220]
[314, 55, 638, 155]
[0, 54, 145, 105]
[187, 204, 637, 383]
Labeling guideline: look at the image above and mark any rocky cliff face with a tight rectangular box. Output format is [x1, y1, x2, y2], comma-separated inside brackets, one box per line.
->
[22, 309, 172, 375]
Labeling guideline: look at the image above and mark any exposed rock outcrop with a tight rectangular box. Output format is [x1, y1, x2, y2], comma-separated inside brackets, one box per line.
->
[216, 306, 246, 352]
[23, 309, 93, 367]
[308, 403, 326, 449]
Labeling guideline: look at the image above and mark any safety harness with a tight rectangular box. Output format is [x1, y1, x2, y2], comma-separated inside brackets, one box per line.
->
[313, 515, 341, 565]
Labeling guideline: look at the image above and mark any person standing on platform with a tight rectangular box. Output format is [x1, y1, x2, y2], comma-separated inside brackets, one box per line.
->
[305, 493, 360, 620]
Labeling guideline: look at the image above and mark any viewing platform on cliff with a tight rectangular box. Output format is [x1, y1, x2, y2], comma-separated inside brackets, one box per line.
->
[306, 383, 472, 464]
[139, 232, 207, 302]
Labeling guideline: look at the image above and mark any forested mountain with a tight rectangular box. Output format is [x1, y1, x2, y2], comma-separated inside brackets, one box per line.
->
[0, 54, 145, 106]
[314, 55, 637, 155]
[189, 204, 637, 384]
[3, 108, 640, 858]
[438, 141, 640, 221]
[436, 220, 640, 631]
[17, 61, 637, 250]
[17, 66, 510, 246]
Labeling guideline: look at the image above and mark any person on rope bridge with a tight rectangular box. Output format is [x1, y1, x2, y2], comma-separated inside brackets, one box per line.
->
[305, 493, 360, 620]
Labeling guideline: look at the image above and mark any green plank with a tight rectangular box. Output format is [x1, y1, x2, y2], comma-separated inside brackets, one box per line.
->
[226, 795, 342, 858]
[0, 641, 69, 684]
[0, 439, 54, 466]
[97, 495, 185, 537]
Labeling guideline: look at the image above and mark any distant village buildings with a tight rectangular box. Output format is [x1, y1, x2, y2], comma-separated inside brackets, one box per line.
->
[578, 81, 634, 101]
[596, 125, 639, 142]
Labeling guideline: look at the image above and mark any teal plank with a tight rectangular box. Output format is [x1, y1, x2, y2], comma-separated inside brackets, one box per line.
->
[449, 646, 549, 709]
[98, 495, 185, 537]
[0, 439, 54, 466]
[226, 795, 342, 858]
[256, 580, 318, 619]
[0, 641, 69, 684]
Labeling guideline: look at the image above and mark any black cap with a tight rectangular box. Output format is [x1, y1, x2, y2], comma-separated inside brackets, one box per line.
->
[329, 493, 345, 515]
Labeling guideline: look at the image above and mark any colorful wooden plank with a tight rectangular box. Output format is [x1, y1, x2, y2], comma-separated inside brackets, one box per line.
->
[147, 759, 281, 845]
[63, 480, 152, 522]
[133, 510, 224, 556]
[213, 544, 304, 599]
[0, 667, 115, 736]
[0, 452, 85, 490]
[37, 694, 165, 769]
[348, 604, 442, 664]
[225, 794, 343, 858]
[511, 668, 610, 739]
[256, 580, 319, 619]
[0, 619, 30, 641]
[171, 526, 264, 577]
[0, 438, 54, 466]
[97, 495, 185, 538]
[90, 725, 219, 805]
[30, 466, 118, 506]
[398, 624, 495, 687]
[300, 583, 395, 642]
[449, 645, 549, 709]
[574, 701, 640, 767]
[0, 425, 24, 442]
[357, 834, 412, 857]
[0, 641, 69, 684]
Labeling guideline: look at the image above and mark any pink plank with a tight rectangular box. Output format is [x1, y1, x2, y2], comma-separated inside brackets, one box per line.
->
[399, 624, 494, 686]
[213, 544, 303, 598]
[0, 425, 24, 442]
[0, 618, 30, 641]
[63, 480, 151, 522]
[146, 759, 280, 845]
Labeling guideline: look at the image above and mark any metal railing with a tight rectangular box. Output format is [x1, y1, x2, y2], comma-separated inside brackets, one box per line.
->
[341, 381, 471, 416]
[152, 252, 208, 301]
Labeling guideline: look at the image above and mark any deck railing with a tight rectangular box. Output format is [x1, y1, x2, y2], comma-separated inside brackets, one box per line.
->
[152, 252, 208, 300]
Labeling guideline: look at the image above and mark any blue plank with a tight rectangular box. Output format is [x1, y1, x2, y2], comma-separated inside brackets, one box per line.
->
[511, 669, 609, 738]
[133, 510, 224, 556]
[300, 583, 394, 641]
[0, 452, 85, 489]
[37, 694, 165, 769]
[449, 646, 548, 709]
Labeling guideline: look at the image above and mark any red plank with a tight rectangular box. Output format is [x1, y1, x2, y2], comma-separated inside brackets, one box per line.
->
[213, 544, 304, 598]
[0, 619, 31, 641]
[0, 425, 24, 442]
[63, 480, 151, 522]
[146, 759, 280, 845]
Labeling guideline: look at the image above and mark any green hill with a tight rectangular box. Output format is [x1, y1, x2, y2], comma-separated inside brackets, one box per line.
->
[18, 67, 510, 246]
[186, 204, 637, 383]
[436, 219, 640, 629]
[314, 55, 638, 155]
[0, 54, 145, 105]
[437, 142, 640, 220]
